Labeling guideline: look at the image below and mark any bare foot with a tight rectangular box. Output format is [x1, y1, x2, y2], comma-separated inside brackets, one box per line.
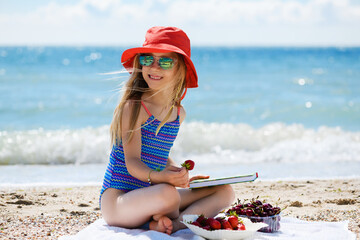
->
[149, 215, 173, 235]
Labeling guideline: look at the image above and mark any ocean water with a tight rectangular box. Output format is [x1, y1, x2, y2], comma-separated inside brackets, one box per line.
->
[0, 46, 359, 186]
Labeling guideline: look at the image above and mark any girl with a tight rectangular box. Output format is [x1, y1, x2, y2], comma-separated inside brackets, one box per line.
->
[100, 26, 235, 235]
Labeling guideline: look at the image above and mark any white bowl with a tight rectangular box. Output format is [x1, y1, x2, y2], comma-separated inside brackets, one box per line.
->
[182, 214, 268, 240]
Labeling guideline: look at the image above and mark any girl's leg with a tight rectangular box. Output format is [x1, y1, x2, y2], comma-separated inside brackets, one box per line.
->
[172, 184, 235, 232]
[101, 183, 181, 234]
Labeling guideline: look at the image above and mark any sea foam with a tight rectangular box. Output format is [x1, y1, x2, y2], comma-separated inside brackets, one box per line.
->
[0, 126, 110, 165]
[0, 122, 359, 165]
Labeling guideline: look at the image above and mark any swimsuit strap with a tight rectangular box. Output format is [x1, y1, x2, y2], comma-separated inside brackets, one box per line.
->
[141, 101, 152, 117]
[141, 101, 181, 118]
[177, 105, 181, 116]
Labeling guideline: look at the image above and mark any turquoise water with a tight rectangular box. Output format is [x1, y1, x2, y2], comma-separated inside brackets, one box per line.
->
[0, 46, 359, 184]
[1, 47, 359, 130]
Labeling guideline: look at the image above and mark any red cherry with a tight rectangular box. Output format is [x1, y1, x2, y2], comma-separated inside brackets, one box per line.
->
[246, 209, 254, 216]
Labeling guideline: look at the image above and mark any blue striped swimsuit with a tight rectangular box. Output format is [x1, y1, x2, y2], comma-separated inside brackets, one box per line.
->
[100, 102, 180, 197]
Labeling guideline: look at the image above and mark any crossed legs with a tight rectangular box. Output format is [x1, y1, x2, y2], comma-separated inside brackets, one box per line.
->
[101, 184, 235, 234]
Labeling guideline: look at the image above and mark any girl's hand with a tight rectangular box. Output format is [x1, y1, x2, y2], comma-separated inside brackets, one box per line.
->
[189, 175, 210, 182]
[166, 165, 182, 172]
[161, 166, 189, 188]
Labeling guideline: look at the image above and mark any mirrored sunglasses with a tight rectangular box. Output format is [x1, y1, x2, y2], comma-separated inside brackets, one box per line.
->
[139, 55, 176, 70]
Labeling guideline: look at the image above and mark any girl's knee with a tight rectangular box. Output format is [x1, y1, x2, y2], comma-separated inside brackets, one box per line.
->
[217, 184, 235, 205]
[225, 185, 236, 202]
[160, 184, 181, 201]
[101, 207, 121, 227]
[103, 214, 117, 227]
[156, 184, 181, 207]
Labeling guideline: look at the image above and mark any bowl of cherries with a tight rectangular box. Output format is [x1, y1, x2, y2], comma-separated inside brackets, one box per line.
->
[226, 198, 283, 233]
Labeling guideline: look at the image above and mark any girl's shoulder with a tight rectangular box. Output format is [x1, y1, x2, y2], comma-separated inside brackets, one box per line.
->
[122, 100, 150, 126]
[178, 104, 186, 124]
[122, 100, 136, 115]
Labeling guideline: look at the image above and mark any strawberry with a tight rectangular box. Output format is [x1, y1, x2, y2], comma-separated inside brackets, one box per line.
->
[237, 223, 246, 231]
[221, 220, 232, 230]
[228, 216, 238, 229]
[181, 160, 195, 170]
[201, 225, 211, 230]
[195, 214, 206, 226]
[208, 219, 221, 230]
[215, 217, 225, 223]
[191, 221, 201, 227]
[205, 217, 215, 226]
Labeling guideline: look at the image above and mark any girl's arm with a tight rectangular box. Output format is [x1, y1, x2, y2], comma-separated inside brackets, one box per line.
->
[167, 157, 178, 167]
[122, 101, 189, 188]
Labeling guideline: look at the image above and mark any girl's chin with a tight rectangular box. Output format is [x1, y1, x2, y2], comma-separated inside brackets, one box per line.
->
[145, 79, 165, 87]
[146, 84, 172, 93]
[144, 78, 173, 92]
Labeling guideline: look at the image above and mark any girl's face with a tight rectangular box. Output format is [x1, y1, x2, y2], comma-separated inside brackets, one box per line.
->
[141, 52, 178, 92]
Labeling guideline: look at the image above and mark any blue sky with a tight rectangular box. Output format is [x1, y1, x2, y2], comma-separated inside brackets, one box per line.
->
[1, 0, 360, 46]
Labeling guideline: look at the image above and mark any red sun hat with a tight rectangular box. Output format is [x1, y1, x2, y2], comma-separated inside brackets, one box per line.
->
[121, 26, 198, 88]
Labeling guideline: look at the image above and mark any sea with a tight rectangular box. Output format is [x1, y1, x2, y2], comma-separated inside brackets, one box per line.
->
[0, 46, 359, 187]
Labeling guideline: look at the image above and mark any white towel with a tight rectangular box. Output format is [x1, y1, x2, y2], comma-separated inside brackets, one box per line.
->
[59, 217, 356, 240]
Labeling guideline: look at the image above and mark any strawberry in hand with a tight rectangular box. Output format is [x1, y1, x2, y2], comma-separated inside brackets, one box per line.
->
[181, 160, 195, 170]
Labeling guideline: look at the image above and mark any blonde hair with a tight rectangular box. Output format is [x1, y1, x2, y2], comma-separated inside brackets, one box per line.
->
[110, 54, 187, 145]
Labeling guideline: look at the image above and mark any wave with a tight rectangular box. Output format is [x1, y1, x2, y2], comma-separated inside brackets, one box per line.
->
[0, 126, 110, 165]
[1, 122, 359, 165]
[173, 122, 360, 164]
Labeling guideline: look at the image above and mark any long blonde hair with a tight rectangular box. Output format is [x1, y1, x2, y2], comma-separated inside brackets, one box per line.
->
[110, 53, 187, 145]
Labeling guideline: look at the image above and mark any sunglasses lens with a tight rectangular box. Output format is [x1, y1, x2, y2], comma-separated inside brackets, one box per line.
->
[159, 57, 174, 70]
[139, 55, 175, 70]
[139, 55, 154, 66]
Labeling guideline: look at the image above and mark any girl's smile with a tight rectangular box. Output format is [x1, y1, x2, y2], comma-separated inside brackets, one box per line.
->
[148, 74, 163, 80]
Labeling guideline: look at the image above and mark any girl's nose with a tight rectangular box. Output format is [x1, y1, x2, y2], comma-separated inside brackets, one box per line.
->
[151, 60, 161, 69]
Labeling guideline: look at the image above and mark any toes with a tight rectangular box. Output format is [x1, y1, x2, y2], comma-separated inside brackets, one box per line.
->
[160, 216, 173, 235]
[149, 216, 173, 235]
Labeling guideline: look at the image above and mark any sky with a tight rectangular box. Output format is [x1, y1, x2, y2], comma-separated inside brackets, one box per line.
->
[1, 0, 360, 46]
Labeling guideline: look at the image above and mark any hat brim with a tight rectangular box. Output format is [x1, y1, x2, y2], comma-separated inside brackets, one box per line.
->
[121, 45, 198, 88]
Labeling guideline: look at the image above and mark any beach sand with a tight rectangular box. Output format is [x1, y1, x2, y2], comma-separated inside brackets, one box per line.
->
[1, 178, 359, 239]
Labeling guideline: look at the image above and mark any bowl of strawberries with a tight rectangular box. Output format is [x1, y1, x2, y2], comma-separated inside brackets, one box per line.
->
[182, 214, 267, 240]
[226, 198, 283, 233]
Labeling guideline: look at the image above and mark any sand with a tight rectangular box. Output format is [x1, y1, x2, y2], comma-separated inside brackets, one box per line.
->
[1, 178, 359, 239]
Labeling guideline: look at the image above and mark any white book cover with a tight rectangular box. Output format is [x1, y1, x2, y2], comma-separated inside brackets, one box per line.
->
[189, 172, 258, 189]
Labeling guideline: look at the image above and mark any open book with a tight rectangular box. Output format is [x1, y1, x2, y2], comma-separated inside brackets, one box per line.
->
[189, 172, 258, 189]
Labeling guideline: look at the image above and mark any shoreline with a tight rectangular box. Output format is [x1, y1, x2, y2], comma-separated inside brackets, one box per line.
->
[1, 178, 359, 239]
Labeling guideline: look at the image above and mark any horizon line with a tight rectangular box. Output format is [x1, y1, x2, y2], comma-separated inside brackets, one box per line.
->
[1, 43, 360, 48]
